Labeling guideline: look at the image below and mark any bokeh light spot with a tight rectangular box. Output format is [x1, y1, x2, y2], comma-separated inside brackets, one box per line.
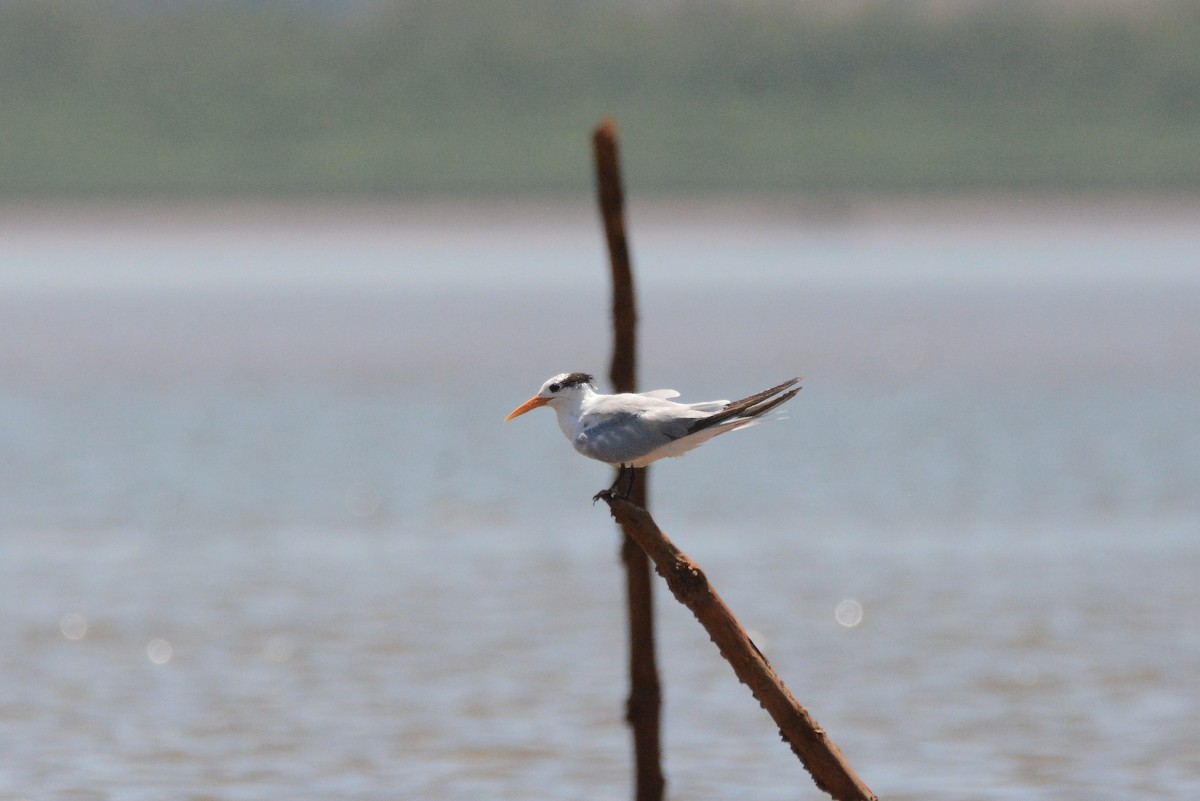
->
[835, 599, 864, 628]
[345, 483, 382, 518]
[60, 613, 88, 640]
[147, 638, 173, 664]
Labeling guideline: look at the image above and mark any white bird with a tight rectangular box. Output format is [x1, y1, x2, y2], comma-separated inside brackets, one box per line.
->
[504, 372, 801, 499]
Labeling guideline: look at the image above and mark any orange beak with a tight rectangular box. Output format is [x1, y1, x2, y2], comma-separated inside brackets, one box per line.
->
[504, 395, 549, 422]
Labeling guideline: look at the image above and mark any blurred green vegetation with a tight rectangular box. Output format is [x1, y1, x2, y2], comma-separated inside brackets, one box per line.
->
[2, 0, 1199, 197]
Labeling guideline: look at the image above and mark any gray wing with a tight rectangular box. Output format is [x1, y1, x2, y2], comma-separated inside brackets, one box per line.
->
[573, 396, 703, 465]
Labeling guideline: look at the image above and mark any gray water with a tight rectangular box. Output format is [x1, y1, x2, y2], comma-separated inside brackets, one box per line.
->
[1, 199, 1198, 800]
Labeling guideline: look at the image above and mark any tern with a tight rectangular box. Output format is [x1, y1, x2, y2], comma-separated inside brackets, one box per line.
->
[504, 372, 801, 500]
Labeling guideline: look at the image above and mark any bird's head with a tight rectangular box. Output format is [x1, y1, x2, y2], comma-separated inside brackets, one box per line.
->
[504, 372, 595, 421]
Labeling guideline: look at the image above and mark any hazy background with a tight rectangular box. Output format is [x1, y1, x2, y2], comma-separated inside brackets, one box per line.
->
[3, 0, 1200, 197]
[2, 2, 1199, 800]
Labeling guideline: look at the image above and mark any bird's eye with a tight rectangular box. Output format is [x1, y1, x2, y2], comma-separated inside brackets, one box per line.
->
[549, 383, 561, 393]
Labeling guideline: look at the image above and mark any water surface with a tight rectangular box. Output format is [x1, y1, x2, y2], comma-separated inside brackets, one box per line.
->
[1, 199, 1198, 800]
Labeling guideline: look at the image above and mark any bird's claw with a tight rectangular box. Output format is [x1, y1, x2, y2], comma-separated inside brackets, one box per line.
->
[592, 488, 614, 505]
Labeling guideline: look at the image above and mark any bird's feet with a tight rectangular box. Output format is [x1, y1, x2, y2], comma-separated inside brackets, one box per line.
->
[594, 464, 636, 504]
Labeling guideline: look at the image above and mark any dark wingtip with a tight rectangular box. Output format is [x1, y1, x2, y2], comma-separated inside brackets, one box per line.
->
[686, 376, 803, 435]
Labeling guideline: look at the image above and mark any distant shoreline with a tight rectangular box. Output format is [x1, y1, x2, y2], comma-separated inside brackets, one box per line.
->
[4, 191, 1200, 231]
[7, 2, 1199, 197]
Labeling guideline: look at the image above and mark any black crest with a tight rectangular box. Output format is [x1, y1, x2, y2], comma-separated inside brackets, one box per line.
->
[561, 372, 594, 387]
[548, 372, 594, 393]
